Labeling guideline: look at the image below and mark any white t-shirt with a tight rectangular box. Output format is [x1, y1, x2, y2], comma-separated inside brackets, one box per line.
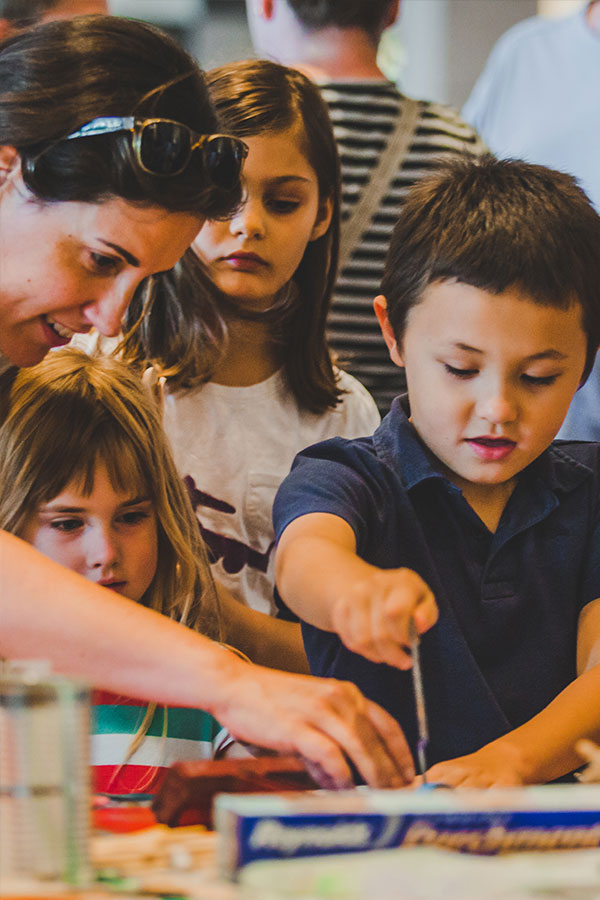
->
[163, 369, 380, 614]
[463, 8, 600, 441]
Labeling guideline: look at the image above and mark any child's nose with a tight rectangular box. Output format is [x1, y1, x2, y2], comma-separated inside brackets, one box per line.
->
[87, 526, 119, 570]
[229, 198, 265, 240]
[476, 386, 518, 425]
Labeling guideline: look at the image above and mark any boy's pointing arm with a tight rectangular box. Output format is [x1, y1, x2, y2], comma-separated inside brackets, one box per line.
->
[276, 511, 438, 671]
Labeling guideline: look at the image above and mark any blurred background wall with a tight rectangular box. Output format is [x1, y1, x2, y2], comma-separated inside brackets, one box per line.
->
[109, 0, 587, 108]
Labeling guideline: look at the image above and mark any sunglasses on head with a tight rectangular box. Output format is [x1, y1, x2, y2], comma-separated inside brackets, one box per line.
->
[65, 117, 248, 190]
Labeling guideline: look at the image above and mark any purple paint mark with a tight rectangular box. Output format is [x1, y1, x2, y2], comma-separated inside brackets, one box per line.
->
[183, 475, 274, 575]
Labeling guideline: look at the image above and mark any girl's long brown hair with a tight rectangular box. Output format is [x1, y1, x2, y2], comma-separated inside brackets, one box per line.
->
[121, 59, 343, 413]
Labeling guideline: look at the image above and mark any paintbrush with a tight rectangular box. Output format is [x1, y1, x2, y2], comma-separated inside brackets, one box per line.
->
[409, 618, 429, 782]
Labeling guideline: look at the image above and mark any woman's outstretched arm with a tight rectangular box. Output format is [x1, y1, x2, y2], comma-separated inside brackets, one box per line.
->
[0, 530, 414, 789]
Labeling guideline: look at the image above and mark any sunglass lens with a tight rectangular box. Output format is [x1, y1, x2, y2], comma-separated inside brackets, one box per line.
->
[203, 136, 245, 191]
[139, 121, 191, 176]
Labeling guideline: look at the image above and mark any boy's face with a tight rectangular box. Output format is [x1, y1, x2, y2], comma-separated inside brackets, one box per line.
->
[376, 280, 588, 498]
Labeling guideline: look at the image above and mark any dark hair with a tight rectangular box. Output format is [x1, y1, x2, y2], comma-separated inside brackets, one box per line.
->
[122, 59, 343, 413]
[0, 15, 240, 217]
[0, 0, 62, 27]
[288, 0, 393, 37]
[381, 155, 600, 382]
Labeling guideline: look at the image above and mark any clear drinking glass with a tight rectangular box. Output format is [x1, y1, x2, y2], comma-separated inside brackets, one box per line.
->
[0, 663, 92, 884]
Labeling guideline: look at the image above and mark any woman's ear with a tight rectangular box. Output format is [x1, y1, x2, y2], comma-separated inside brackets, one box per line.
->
[0, 146, 20, 187]
[373, 295, 404, 367]
[309, 194, 333, 242]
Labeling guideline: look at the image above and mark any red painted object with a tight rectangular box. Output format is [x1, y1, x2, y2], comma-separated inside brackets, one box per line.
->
[92, 804, 158, 833]
[153, 756, 318, 828]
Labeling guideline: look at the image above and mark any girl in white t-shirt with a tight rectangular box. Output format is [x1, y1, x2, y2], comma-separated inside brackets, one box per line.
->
[120, 59, 380, 621]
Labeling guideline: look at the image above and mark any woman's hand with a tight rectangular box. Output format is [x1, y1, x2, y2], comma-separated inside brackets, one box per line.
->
[213, 656, 416, 789]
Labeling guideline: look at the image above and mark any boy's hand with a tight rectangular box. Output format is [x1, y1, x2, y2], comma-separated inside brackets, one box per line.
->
[330, 567, 438, 669]
[424, 741, 529, 788]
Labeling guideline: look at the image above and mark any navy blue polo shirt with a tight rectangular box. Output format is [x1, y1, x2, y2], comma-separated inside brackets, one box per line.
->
[273, 397, 600, 767]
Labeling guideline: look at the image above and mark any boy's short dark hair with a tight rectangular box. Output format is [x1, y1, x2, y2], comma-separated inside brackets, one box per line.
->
[288, 0, 392, 36]
[381, 155, 600, 382]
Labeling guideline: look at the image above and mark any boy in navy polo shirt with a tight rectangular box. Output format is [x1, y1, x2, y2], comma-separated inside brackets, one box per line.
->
[273, 156, 600, 787]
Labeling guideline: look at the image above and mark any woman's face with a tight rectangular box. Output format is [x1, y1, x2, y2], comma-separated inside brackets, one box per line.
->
[0, 164, 203, 366]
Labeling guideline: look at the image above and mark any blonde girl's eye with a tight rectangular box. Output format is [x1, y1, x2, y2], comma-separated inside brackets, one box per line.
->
[117, 507, 153, 527]
[50, 516, 83, 533]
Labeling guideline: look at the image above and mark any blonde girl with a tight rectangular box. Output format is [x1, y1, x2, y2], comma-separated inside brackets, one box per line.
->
[120, 60, 380, 622]
[0, 348, 234, 794]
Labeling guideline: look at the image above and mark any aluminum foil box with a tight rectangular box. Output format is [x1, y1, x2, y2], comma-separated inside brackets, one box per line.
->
[214, 784, 600, 878]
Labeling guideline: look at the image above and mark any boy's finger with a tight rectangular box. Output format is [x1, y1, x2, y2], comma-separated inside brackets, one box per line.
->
[343, 631, 413, 668]
[372, 636, 414, 669]
[413, 588, 438, 633]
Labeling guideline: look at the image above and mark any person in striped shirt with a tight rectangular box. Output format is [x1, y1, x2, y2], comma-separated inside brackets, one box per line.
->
[246, 0, 486, 414]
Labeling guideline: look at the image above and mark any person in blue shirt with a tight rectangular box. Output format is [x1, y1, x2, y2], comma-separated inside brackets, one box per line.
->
[274, 155, 600, 787]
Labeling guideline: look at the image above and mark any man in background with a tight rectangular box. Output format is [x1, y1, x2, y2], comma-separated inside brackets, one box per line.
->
[463, 0, 600, 440]
[247, 0, 485, 414]
[0, 0, 107, 37]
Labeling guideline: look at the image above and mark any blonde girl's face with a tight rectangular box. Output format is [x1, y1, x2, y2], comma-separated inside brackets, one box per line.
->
[20, 462, 159, 603]
[192, 123, 332, 310]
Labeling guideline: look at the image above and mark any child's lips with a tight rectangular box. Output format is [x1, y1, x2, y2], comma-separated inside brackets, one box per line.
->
[99, 580, 127, 594]
[223, 252, 268, 271]
[466, 436, 517, 461]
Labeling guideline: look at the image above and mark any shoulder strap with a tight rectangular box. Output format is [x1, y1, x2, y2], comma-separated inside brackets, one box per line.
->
[338, 96, 421, 274]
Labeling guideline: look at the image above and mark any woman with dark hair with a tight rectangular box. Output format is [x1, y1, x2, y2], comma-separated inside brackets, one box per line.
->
[0, 15, 412, 789]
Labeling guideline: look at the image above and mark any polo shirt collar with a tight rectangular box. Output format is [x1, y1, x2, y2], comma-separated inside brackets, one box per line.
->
[373, 394, 593, 498]
[373, 395, 453, 491]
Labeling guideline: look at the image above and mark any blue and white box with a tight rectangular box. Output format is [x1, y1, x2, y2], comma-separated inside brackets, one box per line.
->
[214, 784, 600, 878]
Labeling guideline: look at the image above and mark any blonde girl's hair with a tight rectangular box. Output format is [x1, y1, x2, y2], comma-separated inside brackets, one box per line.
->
[0, 348, 220, 640]
[120, 59, 343, 414]
[0, 348, 222, 785]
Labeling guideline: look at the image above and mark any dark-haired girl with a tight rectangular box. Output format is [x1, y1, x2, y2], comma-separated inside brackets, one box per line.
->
[121, 59, 380, 617]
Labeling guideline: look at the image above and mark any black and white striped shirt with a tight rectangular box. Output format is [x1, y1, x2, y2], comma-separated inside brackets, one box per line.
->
[321, 80, 486, 414]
